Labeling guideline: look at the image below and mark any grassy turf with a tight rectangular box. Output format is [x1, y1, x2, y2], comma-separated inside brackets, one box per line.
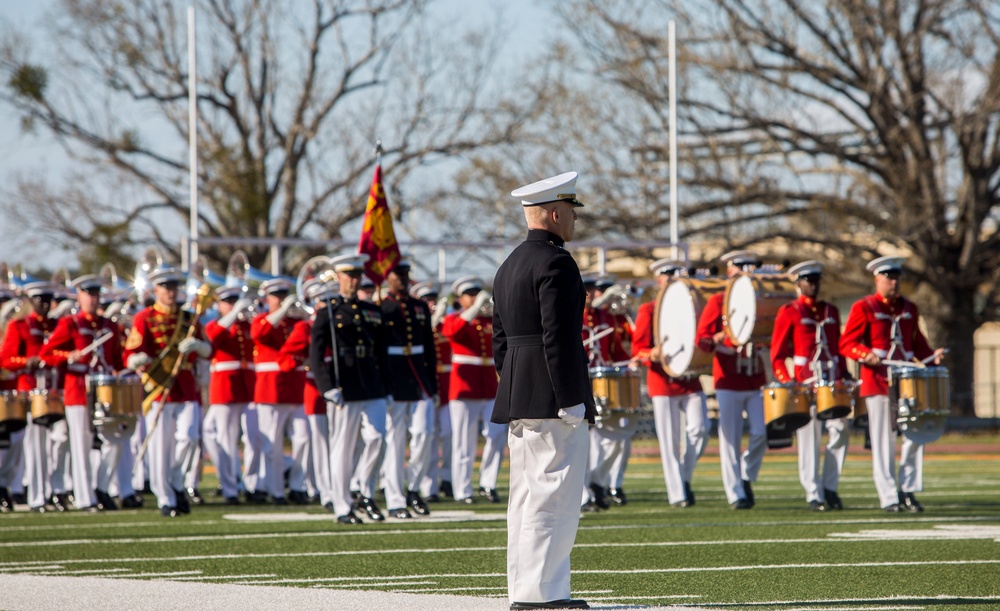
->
[2, 432, 999, 610]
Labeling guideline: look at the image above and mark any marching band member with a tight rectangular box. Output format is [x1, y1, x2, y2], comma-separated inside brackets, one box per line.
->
[380, 258, 437, 518]
[590, 275, 634, 506]
[122, 267, 211, 517]
[39, 274, 127, 511]
[632, 260, 709, 508]
[770, 261, 850, 511]
[202, 285, 256, 505]
[696, 250, 768, 509]
[251, 278, 310, 505]
[840, 255, 944, 512]
[310, 253, 392, 525]
[0, 286, 24, 510]
[279, 279, 338, 512]
[441, 275, 505, 504]
[412, 281, 454, 502]
[0, 282, 62, 512]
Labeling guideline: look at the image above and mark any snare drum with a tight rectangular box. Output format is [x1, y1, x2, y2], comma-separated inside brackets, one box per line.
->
[0, 390, 29, 434]
[814, 380, 854, 421]
[724, 274, 799, 346]
[590, 366, 642, 416]
[763, 382, 811, 448]
[654, 277, 727, 377]
[28, 389, 65, 427]
[891, 365, 949, 444]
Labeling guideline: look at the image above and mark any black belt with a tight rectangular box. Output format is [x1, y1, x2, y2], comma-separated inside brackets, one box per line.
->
[506, 334, 543, 347]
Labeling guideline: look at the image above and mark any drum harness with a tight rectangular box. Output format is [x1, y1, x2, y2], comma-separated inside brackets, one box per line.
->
[800, 303, 838, 385]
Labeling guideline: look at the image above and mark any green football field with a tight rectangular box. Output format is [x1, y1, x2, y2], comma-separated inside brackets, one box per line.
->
[1, 432, 999, 610]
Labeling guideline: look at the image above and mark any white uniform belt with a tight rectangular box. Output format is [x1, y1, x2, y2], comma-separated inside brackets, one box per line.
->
[387, 345, 424, 356]
[792, 355, 840, 366]
[871, 348, 913, 359]
[254, 362, 305, 373]
[211, 361, 254, 372]
[452, 354, 495, 366]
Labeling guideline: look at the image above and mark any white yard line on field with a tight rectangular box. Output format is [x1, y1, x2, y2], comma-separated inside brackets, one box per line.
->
[690, 594, 1000, 607]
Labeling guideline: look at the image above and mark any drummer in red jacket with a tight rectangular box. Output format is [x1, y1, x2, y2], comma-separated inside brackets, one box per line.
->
[632, 259, 709, 508]
[695, 250, 768, 509]
[840, 255, 944, 512]
[770, 261, 850, 511]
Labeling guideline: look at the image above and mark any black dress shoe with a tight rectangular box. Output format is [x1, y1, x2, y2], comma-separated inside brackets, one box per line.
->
[580, 500, 599, 513]
[337, 511, 362, 525]
[742, 479, 755, 505]
[902, 492, 924, 513]
[272, 496, 289, 506]
[589, 483, 610, 510]
[160, 506, 179, 518]
[424, 494, 440, 503]
[388, 507, 412, 519]
[96, 489, 119, 511]
[457, 496, 474, 505]
[439, 480, 454, 498]
[224, 496, 240, 506]
[323, 501, 334, 513]
[883, 503, 904, 513]
[0, 487, 13, 512]
[30, 505, 46, 513]
[121, 494, 144, 509]
[288, 490, 310, 505]
[213, 485, 225, 497]
[354, 496, 385, 521]
[808, 500, 826, 512]
[245, 490, 268, 504]
[609, 488, 627, 505]
[51, 493, 70, 512]
[671, 499, 690, 508]
[186, 487, 205, 505]
[731, 498, 753, 510]
[11, 491, 26, 505]
[172, 489, 191, 514]
[407, 490, 431, 515]
[684, 481, 696, 506]
[478, 487, 501, 504]
[510, 599, 590, 610]
[350, 490, 360, 502]
[824, 488, 843, 510]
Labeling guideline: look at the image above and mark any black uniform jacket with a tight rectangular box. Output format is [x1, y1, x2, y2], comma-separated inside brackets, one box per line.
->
[309, 296, 392, 402]
[380, 293, 438, 401]
[491, 229, 596, 424]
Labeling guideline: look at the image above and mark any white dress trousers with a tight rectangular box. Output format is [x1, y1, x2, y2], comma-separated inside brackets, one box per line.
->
[796, 409, 849, 504]
[329, 398, 386, 517]
[256, 402, 307, 499]
[715, 389, 767, 505]
[507, 417, 588, 604]
[144, 401, 200, 509]
[420, 403, 453, 497]
[449, 398, 506, 500]
[866, 394, 923, 508]
[64, 405, 96, 508]
[307, 412, 333, 507]
[383, 397, 435, 510]
[652, 392, 709, 505]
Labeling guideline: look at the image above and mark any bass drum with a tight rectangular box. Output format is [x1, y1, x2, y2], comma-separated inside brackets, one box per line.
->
[654, 277, 727, 377]
[724, 274, 798, 346]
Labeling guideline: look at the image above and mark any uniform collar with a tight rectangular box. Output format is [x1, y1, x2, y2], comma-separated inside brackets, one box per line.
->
[875, 293, 901, 307]
[798, 294, 817, 308]
[153, 302, 176, 315]
[526, 228, 565, 247]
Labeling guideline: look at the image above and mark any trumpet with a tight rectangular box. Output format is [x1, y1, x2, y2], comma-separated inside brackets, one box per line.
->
[593, 283, 644, 319]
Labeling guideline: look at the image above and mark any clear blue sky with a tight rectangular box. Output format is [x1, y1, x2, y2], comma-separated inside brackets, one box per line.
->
[0, 0, 555, 272]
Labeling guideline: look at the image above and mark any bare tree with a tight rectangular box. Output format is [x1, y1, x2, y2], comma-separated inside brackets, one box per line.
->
[0, 0, 533, 272]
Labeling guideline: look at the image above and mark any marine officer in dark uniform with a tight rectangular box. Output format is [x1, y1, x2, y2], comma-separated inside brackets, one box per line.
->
[492, 171, 595, 611]
[380, 256, 437, 518]
[310, 254, 392, 525]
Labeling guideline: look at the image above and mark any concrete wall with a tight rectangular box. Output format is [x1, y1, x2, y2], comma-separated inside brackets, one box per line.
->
[974, 322, 1000, 419]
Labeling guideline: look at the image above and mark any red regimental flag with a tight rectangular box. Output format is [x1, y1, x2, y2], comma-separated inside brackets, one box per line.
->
[357, 164, 400, 284]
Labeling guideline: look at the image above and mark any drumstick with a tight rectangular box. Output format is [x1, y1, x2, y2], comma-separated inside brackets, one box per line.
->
[582, 327, 614, 346]
[921, 349, 948, 365]
[77, 331, 114, 358]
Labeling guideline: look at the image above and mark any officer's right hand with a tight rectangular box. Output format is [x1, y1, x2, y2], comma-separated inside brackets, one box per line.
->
[862, 352, 881, 367]
[324, 388, 344, 406]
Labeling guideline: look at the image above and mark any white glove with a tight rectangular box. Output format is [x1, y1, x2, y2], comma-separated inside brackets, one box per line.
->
[218, 298, 253, 329]
[461, 291, 492, 323]
[178, 337, 212, 358]
[385, 394, 394, 405]
[431, 298, 448, 328]
[48, 300, 76, 319]
[324, 388, 343, 406]
[127, 353, 152, 371]
[266, 295, 297, 326]
[557, 402, 586, 428]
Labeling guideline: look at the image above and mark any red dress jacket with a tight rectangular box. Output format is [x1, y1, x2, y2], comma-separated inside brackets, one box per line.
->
[441, 312, 497, 401]
[631, 300, 702, 397]
[1, 313, 59, 391]
[279, 319, 324, 415]
[41, 312, 124, 406]
[204, 319, 255, 405]
[251, 312, 304, 405]
[695, 292, 767, 391]
[770, 295, 848, 384]
[840, 294, 934, 397]
[122, 303, 204, 404]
